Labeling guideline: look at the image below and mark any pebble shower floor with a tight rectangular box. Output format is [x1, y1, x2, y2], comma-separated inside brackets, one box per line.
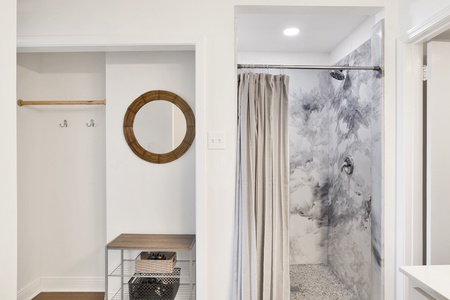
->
[290, 264, 358, 300]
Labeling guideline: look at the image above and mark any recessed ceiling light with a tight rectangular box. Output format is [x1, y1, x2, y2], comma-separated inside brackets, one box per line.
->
[283, 27, 300, 36]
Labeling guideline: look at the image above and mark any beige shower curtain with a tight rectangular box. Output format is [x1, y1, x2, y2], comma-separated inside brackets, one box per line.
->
[233, 73, 290, 300]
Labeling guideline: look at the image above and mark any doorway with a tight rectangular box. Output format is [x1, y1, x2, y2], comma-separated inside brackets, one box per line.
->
[235, 6, 384, 300]
[397, 9, 450, 300]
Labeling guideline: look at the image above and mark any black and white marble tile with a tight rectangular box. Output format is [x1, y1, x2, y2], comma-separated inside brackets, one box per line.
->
[289, 70, 332, 264]
[326, 39, 376, 300]
[369, 20, 384, 300]
[289, 35, 382, 299]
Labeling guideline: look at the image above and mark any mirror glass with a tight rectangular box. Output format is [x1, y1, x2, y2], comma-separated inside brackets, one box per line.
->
[134, 101, 187, 154]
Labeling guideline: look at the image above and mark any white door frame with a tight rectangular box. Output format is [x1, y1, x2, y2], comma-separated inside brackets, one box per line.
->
[396, 6, 450, 300]
[16, 35, 207, 300]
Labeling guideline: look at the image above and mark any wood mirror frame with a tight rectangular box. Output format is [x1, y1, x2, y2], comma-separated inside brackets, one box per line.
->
[123, 90, 195, 164]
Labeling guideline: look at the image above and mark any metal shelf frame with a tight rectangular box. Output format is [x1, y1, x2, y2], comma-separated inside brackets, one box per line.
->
[110, 284, 195, 300]
[109, 259, 195, 279]
[105, 234, 196, 300]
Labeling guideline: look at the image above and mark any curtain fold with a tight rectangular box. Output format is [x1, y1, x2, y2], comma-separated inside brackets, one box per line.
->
[234, 72, 290, 300]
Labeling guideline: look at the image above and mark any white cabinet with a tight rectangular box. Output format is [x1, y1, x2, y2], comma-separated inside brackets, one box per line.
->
[409, 285, 437, 300]
[106, 234, 196, 300]
[400, 265, 450, 300]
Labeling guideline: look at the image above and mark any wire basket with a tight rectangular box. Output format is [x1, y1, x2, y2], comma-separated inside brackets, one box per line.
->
[135, 252, 177, 274]
[128, 268, 180, 300]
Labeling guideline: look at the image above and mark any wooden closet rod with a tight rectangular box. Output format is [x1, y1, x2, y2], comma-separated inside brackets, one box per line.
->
[17, 99, 106, 106]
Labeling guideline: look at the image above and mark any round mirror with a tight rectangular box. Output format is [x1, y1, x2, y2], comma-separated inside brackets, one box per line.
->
[123, 90, 195, 164]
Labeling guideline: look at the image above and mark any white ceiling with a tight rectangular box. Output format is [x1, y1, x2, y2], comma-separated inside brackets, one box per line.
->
[236, 7, 383, 53]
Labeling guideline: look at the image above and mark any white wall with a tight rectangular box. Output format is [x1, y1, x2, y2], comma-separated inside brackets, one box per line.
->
[17, 52, 106, 295]
[399, 0, 450, 35]
[106, 51, 196, 241]
[238, 52, 329, 64]
[16, 1, 398, 299]
[39, 107, 106, 282]
[0, 0, 17, 299]
[17, 54, 42, 296]
[330, 15, 378, 63]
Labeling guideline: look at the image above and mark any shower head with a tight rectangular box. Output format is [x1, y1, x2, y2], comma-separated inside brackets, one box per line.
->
[330, 69, 345, 81]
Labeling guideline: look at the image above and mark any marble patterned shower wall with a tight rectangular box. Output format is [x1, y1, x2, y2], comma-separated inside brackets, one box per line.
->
[327, 39, 380, 300]
[289, 69, 333, 265]
[289, 38, 382, 300]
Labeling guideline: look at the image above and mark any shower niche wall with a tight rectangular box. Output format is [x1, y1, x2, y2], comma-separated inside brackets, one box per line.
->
[236, 7, 383, 300]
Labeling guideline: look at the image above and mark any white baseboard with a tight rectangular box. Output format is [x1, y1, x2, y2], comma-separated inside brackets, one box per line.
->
[17, 279, 41, 300]
[18, 277, 104, 300]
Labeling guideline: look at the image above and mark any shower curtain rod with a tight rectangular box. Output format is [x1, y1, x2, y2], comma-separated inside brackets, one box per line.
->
[17, 99, 106, 106]
[237, 64, 382, 72]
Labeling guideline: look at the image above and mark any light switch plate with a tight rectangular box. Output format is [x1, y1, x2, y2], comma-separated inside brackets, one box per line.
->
[208, 132, 226, 150]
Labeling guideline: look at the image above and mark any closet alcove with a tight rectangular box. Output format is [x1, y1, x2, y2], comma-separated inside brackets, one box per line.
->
[17, 43, 201, 300]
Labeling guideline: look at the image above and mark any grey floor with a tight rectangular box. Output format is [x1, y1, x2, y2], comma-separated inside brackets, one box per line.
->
[290, 264, 358, 300]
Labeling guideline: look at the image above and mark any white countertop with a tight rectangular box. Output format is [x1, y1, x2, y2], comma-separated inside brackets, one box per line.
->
[400, 265, 450, 299]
